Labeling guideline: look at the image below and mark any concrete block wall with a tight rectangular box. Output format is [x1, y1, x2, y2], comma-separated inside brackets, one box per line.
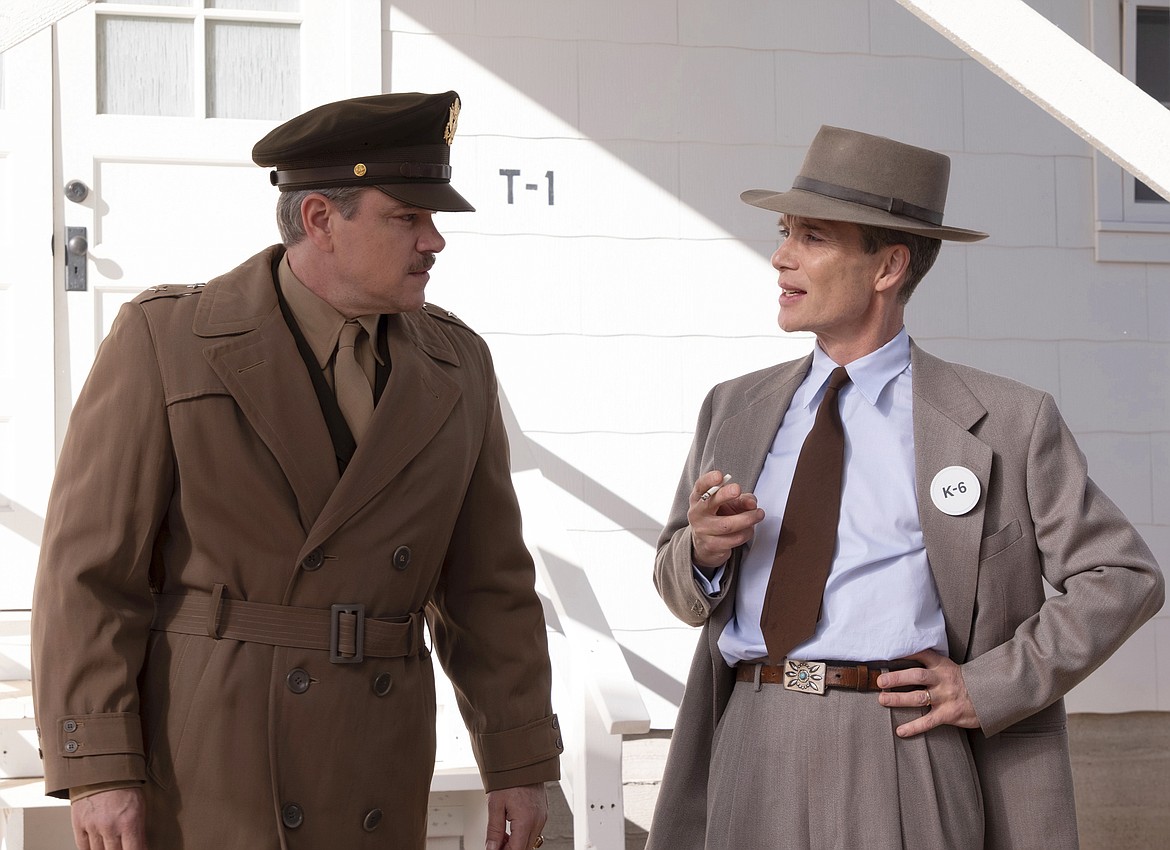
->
[381, 0, 1167, 723]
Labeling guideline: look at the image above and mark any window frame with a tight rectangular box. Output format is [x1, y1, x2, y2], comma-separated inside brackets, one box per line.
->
[1093, 0, 1170, 261]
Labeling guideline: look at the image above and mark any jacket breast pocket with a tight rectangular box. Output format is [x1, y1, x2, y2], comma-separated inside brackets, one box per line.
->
[979, 519, 1022, 562]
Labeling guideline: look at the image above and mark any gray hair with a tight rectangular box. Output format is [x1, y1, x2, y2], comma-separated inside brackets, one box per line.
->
[275, 186, 368, 246]
[855, 224, 942, 305]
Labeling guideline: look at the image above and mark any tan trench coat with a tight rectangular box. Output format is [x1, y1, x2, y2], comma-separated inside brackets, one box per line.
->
[647, 343, 1163, 850]
[32, 245, 561, 849]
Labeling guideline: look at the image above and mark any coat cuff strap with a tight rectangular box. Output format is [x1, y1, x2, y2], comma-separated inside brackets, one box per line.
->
[473, 714, 563, 773]
[56, 713, 144, 759]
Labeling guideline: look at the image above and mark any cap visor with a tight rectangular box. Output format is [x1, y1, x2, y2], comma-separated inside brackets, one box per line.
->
[375, 183, 475, 213]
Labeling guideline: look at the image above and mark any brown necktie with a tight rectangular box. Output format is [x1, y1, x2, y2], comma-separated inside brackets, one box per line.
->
[335, 320, 373, 442]
[760, 365, 852, 661]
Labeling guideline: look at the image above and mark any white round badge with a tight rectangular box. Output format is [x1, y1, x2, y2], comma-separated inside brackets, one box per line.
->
[929, 466, 981, 516]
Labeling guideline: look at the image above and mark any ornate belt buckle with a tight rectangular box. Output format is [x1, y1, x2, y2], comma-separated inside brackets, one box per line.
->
[783, 659, 827, 695]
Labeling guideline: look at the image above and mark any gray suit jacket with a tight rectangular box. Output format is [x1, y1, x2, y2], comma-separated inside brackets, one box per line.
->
[648, 341, 1163, 850]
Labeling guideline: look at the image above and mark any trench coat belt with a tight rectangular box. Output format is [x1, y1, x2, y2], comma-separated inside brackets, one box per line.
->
[150, 592, 426, 660]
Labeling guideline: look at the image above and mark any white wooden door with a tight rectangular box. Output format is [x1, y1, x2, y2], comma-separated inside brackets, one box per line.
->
[0, 29, 56, 609]
[0, 0, 378, 608]
[54, 0, 380, 410]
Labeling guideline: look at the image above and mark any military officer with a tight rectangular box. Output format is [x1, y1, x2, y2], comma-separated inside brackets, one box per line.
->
[33, 91, 561, 850]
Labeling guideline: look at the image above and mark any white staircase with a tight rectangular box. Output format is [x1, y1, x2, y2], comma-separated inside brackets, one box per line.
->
[0, 610, 72, 850]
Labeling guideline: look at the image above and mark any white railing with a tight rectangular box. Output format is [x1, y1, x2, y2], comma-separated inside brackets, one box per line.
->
[504, 388, 652, 848]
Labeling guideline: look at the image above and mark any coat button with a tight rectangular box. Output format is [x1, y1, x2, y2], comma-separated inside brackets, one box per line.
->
[372, 672, 393, 697]
[392, 546, 411, 570]
[63, 720, 78, 733]
[555, 736, 563, 751]
[362, 808, 383, 832]
[301, 548, 325, 571]
[286, 668, 311, 694]
[282, 803, 304, 829]
[64, 740, 79, 753]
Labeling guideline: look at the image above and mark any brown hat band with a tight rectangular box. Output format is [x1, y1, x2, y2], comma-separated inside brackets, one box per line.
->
[792, 176, 943, 226]
[271, 161, 452, 188]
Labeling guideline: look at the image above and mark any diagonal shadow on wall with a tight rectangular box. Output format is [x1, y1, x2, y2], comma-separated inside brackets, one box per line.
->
[619, 643, 685, 707]
[525, 442, 660, 548]
[501, 386, 661, 547]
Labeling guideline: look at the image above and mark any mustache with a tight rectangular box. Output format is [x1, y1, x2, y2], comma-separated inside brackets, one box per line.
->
[410, 254, 436, 274]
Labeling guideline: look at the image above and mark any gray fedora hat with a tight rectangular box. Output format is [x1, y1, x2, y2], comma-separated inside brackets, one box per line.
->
[741, 125, 988, 242]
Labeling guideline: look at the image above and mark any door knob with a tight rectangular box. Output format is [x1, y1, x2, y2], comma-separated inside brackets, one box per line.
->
[64, 180, 90, 203]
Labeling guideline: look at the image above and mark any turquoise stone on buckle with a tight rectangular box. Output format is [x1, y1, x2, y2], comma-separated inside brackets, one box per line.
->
[782, 659, 827, 695]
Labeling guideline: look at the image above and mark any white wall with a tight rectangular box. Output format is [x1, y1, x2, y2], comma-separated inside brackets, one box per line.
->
[383, 0, 1167, 723]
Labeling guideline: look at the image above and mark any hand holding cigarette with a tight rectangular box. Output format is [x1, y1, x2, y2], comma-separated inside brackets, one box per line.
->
[687, 470, 765, 570]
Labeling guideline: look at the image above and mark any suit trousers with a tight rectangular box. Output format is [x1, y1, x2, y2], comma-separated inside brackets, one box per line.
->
[707, 676, 984, 849]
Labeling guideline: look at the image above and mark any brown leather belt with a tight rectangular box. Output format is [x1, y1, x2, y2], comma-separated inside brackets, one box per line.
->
[736, 659, 924, 695]
[151, 591, 427, 664]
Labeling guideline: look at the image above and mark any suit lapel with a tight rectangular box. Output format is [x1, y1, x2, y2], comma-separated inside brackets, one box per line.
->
[197, 247, 340, 532]
[714, 355, 812, 492]
[910, 342, 991, 662]
[303, 312, 461, 552]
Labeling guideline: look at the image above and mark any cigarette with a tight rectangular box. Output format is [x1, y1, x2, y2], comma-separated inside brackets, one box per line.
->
[700, 474, 732, 501]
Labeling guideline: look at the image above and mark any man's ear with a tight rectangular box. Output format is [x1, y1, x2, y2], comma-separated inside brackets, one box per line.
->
[875, 243, 910, 295]
[300, 194, 335, 252]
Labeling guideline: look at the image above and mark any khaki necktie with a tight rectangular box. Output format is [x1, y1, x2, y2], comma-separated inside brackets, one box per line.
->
[760, 366, 852, 661]
[335, 320, 374, 442]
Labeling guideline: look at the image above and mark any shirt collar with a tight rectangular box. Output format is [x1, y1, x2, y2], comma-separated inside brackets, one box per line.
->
[798, 327, 911, 410]
[277, 254, 384, 368]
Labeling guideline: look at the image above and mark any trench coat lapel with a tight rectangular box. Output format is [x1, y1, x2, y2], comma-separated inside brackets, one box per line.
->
[195, 247, 340, 532]
[910, 342, 992, 663]
[303, 312, 461, 552]
[714, 354, 813, 493]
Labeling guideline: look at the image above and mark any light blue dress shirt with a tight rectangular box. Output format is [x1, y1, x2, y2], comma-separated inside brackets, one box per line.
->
[701, 328, 949, 666]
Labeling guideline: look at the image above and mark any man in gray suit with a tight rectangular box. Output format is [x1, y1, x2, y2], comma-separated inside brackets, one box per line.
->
[647, 126, 1163, 849]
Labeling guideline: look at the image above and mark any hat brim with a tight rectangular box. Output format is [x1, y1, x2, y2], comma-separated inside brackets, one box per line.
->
[741, 188, 987, 243]
[375, 182, 475, 213]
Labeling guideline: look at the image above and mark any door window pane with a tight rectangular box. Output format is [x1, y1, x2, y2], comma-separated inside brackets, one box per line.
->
[97, 16, 193, 116]
[206, 21, 298, 119]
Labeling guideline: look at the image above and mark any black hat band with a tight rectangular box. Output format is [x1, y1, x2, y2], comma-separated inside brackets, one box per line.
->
[271, 161, 452, 189]
[792, 176, 944, 226]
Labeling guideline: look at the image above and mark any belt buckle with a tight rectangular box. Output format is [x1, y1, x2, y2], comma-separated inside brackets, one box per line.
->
[782, 659, 827, 695]
[330, 603, 365, 664]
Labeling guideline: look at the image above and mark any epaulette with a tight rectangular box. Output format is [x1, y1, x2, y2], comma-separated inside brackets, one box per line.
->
[134, 282, 208, 304]
[421, 302, 471, 331]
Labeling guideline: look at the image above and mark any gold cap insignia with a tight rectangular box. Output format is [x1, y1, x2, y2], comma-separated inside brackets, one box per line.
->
[443, 97, 461, 146]
[353, 163, 367, 177]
